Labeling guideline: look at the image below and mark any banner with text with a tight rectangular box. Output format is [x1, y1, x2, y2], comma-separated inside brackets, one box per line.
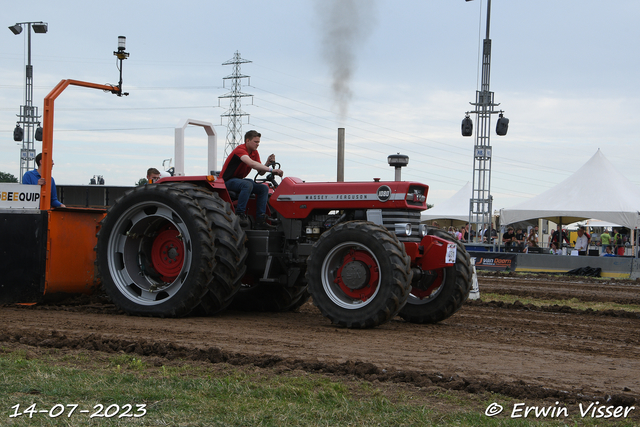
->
[468, 251, 517, 271]
[0, 184, 41, 209]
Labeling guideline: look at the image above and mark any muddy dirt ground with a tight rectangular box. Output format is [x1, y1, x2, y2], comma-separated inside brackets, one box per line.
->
[2, 273, 639, 416]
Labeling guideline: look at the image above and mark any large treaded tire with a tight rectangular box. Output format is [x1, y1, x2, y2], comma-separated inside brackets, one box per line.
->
[230, 273, 308, 312]
[96, 184, 214, 317]
[306, 221, 412, 328]
[165, 183, 248, 315]
[398, 227, 472, 324]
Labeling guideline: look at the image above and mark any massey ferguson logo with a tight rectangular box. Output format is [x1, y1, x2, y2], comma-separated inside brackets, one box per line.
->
[376, 185, 392, 202]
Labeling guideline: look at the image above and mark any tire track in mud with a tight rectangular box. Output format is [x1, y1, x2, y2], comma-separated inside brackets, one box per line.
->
[2, 274, 639, 407]
[478, 273, 640, 304]
[0, 327, 636, 408]
[1, 298, 638, 407]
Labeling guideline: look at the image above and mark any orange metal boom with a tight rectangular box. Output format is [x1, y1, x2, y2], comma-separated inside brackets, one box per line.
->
[39, 80, 121, 210]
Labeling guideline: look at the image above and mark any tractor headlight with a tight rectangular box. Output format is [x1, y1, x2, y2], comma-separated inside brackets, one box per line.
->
[395, 223, 412, 236]
[407, 192, 426, 203]
[419, 224, 428, 237]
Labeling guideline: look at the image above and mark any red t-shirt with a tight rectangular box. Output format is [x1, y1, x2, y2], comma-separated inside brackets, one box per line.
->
[220, 144, 261, 181]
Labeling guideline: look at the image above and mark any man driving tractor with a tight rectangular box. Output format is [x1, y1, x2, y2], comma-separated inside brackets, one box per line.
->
[219, 130, 283, 229]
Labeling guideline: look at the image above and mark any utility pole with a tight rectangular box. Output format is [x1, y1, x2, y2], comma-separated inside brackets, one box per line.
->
[218, 51, 253, 157]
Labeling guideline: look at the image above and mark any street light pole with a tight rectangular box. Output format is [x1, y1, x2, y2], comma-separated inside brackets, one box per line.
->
[461, 1, 508, 243]
[9, 21, 48, 183]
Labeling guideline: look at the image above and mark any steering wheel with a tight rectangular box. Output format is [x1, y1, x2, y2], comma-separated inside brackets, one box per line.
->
[254, 162, 282, 189]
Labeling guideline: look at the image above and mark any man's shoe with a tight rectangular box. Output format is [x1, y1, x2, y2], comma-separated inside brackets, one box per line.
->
[254, 216, 277, 230]
[237, 213, 250, 228]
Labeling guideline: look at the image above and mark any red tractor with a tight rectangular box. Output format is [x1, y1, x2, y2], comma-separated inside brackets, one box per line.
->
[1, 50, 472, 328]
[95, 158, 472, 328]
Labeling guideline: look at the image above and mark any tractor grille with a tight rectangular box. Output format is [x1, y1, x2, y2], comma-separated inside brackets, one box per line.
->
[381, 210, 422, 242]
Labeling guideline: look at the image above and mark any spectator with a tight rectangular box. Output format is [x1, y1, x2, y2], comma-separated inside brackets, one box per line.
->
[515, 228, 526, 248]
[600, 229, 611, 250]
[549, 225, 570, 247]
[549, 242, 562, 255]
[612, 229, 622, 246]
[601, 246, 616, 257]
[480, 224, 489, 242]
[503, 226, 517, 247]
[574, 226, 589, 255]
[22, 153, 65, 208]
[612, 229, 624, 256]
[146, 168, 161, 184]
[462, 223, 470, 242]
[527, 228, 539, 247]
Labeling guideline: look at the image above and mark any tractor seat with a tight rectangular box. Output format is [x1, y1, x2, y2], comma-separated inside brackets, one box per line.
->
[227, 190, 256, 201]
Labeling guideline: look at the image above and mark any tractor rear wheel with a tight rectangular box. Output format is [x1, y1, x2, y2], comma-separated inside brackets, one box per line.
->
[398, 227, 472, 324]
[96, 184, 213, 317]
[165, 183, 248, 315]
[306, 221, 412, 328]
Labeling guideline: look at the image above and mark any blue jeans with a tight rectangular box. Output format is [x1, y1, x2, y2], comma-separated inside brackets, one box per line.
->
[224, 178, 269, 217]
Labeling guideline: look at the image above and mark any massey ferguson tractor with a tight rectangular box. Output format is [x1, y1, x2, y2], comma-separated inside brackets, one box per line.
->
[95, 161, 473, 328]
[0, 44, 472, 329]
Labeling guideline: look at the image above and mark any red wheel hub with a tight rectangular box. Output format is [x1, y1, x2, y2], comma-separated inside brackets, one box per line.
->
[334, 249, 379, 301]
[411, 269, 444, 299]
[151, 225, 184, 282]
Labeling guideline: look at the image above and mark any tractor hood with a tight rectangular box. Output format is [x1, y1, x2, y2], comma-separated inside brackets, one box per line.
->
[269, 177, 429, 219]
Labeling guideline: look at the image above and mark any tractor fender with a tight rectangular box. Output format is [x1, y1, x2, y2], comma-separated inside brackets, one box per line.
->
[406, 235, 456, 271]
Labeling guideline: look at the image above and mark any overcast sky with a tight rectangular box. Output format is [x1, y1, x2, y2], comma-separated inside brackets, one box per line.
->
[1, 0, 639, 209]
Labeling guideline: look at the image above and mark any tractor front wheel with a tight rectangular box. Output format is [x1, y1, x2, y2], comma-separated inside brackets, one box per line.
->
[398, 227, 472, 324]
[306, 221, 412, 328]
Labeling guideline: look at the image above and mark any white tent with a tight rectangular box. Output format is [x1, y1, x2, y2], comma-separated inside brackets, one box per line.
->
[499, 150, 640, 229]
[421, 182, 471, 224]
[583, 219, 623, 228]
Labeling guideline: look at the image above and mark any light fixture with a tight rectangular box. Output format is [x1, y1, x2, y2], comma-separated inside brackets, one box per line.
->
[387, 153, 409, 168]
[461, 114, 473, 137]
[13, 125, 24, 142]
[113, 36, 130, 96]
[35, 125, 43, 141]
[388, 153, 409, 182]
[8, 24, 22, 35]
[496, 112, 509, 136]
[32, 22, 48, 33]
[395, 223, 413, 237]
[115, 36, 129, 60]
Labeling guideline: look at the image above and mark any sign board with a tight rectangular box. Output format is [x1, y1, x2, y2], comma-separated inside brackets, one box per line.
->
[20, 149, 36, 160]
[474, 146, 492, 159]
[468, 251, 517, 272]
[0, 184, 41, 209]
[445, 243, 457, 264]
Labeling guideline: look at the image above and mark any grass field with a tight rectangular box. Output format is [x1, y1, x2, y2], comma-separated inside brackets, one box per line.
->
[2, 335, 637, 426]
